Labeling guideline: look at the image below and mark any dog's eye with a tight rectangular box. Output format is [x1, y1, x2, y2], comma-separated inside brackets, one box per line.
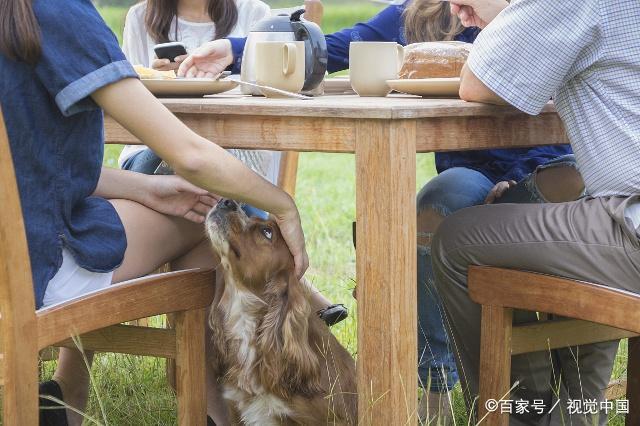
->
[261, 227, 273, 240]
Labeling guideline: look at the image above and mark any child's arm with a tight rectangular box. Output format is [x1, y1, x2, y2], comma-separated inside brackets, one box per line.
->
[91, 78, 309, 277]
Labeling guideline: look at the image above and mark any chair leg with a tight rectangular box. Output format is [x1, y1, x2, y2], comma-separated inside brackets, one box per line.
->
[478, 305, 513, 426]
[175, 308, 207, 426]
[166, 313, 177, 391]
[3, 345, 39, 425]
[627, 337, 640, 425]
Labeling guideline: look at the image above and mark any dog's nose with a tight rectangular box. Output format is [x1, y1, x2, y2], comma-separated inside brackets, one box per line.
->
[219, 198, 238, 211]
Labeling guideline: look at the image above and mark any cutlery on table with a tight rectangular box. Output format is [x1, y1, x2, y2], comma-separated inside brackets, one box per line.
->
[227, 78, 314, 100]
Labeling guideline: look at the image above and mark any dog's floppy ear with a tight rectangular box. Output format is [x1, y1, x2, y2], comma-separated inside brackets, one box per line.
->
[257, 271, 321, 398]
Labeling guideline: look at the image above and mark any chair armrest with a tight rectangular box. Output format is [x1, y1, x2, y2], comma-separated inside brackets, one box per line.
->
[37, 269, 215, 349]
[468, 266, 640, 335]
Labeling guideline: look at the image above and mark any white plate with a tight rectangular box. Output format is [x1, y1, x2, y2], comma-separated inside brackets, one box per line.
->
[386, 78, 460, 97]
[141, 78, 238, 97]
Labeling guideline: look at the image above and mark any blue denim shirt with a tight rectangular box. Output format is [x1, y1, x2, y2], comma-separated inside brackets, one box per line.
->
[229, 1, 572, 183]
[0, 0, 137, 308]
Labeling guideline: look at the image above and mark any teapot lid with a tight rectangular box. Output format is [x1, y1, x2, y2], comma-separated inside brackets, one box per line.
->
[250, 9, 305, 32]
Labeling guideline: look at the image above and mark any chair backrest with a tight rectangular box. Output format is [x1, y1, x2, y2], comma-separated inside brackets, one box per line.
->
[272, 0, 324, 25]
[0, 107, 37, 313]
[0, 107, 40, 423]
[303, 0, 323, 26]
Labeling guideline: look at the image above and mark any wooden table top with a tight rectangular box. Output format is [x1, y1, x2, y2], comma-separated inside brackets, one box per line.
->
[106, 93, 568, 152]
[156, 93, 558, 120]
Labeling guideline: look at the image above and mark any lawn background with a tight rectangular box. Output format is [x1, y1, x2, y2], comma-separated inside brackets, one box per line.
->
[38, 2, 627, 425]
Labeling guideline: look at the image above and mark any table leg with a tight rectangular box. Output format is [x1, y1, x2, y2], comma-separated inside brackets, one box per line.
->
[355, 119, 417, 425]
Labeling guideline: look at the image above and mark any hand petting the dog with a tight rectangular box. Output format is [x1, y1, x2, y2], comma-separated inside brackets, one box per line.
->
[275, 206, 310, 279]
[95, 168, 219, 223]
[450, 0, 508, 28]
[142, 174, 220, 223]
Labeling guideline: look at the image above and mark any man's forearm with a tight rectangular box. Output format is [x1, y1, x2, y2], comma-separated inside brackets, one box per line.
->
[459, 63, 508, 105]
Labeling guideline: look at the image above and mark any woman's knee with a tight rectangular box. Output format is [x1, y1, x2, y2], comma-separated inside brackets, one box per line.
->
[416, 168, 493, 246]
[535, 164, 585, 202]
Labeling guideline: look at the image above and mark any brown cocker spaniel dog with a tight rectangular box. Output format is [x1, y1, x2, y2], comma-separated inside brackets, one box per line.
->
[206, 199, 356, 425]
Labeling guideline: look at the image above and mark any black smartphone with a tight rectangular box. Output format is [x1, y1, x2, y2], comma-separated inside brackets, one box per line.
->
[154, 42, 188, 62]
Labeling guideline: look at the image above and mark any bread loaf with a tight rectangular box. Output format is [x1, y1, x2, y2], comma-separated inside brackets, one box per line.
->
[399, 41, 471, 79]
[133, 65, 176, 80]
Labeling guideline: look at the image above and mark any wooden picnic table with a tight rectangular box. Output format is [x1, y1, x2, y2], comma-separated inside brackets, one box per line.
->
[104, 93, 567, 425]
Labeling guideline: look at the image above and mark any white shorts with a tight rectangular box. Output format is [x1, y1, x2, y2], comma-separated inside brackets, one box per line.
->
[41, 249, 114, 309]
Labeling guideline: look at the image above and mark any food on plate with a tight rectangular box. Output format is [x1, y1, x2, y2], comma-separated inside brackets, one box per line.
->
[398, 41, 471, 79]
[133, 65, 176, 80]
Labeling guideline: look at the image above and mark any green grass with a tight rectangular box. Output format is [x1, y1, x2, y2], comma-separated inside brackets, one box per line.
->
[100, 6, 128, 45]
[321, 4, 383, 34]
[35, 6, 629, 425]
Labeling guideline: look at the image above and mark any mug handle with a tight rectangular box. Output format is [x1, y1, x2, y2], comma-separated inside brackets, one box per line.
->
[283, 43, 297, 76]
[396, 44, 405, 73]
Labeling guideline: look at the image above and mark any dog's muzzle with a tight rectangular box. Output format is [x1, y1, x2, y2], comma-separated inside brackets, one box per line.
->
[206, 199, 248, 250]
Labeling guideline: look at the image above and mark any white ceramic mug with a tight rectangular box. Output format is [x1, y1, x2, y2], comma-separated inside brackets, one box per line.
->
[349, 42, 404, 97]
[255, 41, 305, 98]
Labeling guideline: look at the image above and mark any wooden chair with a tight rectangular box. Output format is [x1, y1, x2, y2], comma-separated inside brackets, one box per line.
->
[0, 109, 214, 424]
[303, 0, 324, 26]
[273, 0, 324, 26]
[469, 266, 640, 426]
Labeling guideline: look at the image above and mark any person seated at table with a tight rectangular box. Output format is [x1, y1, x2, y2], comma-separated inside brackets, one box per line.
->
[176, 0, 583, 420]
[431, 0, 640, 424]
[118, 0, 273, 177]
[117, 0, 348, 326]
[0, 1, 311, 424]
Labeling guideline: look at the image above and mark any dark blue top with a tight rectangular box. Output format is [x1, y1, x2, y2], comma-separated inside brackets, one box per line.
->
[0, 0, 137, 308]
[228, 1, 571, 183]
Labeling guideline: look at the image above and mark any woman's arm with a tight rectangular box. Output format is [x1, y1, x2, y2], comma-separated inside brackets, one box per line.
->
[94, 166, 150, 200]
[95, 167, 218, 223]
[91, 78, 308, 276]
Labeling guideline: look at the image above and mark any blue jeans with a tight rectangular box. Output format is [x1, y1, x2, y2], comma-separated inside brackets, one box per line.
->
[122, 149, 269, 220]
[121, 148, 164, 175]
[416, 155, 578, 392]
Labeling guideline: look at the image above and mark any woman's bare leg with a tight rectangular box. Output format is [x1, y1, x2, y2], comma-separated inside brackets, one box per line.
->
[171, 238, 218, 271]
[52, 350, 94, 426]
[306, 278, 334, 312]
[110, 199, 212, 282]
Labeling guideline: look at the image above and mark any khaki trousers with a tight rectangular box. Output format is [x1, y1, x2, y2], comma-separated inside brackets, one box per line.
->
[432, 195, 640, 425]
